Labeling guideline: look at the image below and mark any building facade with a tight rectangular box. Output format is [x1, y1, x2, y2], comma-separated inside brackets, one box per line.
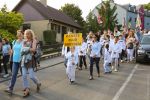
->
[13, 0, 81, 43]
[91, 0, 150, 30]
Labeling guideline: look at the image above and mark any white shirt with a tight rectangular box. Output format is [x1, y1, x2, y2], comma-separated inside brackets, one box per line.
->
[118, 39, 126, 51]
[78, 42, 87, 56]
[110, 41, 120, 58]
[66, 51, 78, 66]
[104, 48, 112, 63]
[90, 41, 101, 57]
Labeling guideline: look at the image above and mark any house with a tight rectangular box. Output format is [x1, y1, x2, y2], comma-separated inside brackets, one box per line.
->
[12, 0, 81, 43]
[91, 0, 150, 30]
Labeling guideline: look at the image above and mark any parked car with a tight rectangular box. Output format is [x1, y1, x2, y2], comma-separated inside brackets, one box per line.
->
[136, 34, 150, 63]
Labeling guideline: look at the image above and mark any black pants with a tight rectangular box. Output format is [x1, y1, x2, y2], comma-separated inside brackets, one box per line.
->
[120, 50, 125, 60]
[3, 55, 10, 74]
[90, 57, 100, 76]
[79, 55, 87, 69]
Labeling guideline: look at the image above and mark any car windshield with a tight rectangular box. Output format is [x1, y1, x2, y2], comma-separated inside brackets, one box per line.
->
[141, 35, 150, 44]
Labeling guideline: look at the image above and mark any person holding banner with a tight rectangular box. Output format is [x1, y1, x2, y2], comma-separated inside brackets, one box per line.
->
[89, 34, 101, 80]
[78, 38, 87, 70]
[66, 46, 78, 84]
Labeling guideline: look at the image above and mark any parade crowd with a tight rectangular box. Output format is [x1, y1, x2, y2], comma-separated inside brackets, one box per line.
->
[0, 27, 149, 97]
[62, 27, 150, 84]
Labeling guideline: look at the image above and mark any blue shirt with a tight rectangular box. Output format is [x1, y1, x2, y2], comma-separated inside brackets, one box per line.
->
[2, 44, 11, 56]
[90, 42, 101, 57]
[13, 40, 23, 62]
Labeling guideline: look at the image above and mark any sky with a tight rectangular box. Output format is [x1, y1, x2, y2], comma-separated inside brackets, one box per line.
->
[0, 0, 149, 19]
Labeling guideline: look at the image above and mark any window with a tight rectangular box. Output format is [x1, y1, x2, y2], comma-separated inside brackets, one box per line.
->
[51, 23, 61, 33]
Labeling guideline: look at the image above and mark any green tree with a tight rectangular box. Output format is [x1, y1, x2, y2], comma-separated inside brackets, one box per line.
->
[85, 11, 100, 33]
[97, 1, 119, 31]
[0, 5, 24, 34]
[60, 3, 84, 27]
[144, 2, 150, 10]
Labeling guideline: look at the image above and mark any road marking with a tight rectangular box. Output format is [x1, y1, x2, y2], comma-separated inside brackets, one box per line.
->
[112, 64, 138, 100]
[147, 74, 150, 100]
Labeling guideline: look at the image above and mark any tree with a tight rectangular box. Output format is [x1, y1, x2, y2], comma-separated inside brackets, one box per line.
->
[60, 4, 84, 27]
[143, 2, 150, 10]
[97, 1, 119, 31]
[0, 5, 24, 34]
[85, 11, 101, 33]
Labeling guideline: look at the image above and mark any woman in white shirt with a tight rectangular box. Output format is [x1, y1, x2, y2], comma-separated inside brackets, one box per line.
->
[89, 34, 101, 80]
[110, 36, 120, 72]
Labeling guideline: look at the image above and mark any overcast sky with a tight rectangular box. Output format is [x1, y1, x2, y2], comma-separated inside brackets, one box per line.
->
[0, 0, 149, 19]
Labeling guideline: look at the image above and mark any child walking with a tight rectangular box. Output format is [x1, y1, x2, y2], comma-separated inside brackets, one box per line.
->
[103, 44, 112, 74]
[66, 47, 78, 84]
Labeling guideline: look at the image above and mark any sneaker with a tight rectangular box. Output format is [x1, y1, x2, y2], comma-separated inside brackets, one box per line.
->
[89, 76, 94, 80]
[4, 88, 13, 94]
[3, 74, 9, 78]
[114, 69, 118, 72]
[112, 66, 114, 70]
[121, 60, 123, 63]
[37, 83, 41, 92]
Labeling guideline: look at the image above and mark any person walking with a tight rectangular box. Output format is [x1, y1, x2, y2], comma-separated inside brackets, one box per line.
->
[5, 30, 24, 94]
[110, 36, 120, 72]
[66, 46, 78, 84]
[89, 34, 101, 80]
[2, 38, 11, 78]
[103, 44, 112, 74]
[126, 30, 136, 62]
[78, 38, 87, 70]
[21, 29, 41, 97]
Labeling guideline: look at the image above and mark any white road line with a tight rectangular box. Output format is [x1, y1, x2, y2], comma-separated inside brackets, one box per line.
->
[112, 64, 138, 100]
[147, 74, 150, 100]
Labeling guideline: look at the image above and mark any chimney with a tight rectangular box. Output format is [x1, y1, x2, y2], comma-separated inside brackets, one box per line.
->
[37, 0, 47, 6]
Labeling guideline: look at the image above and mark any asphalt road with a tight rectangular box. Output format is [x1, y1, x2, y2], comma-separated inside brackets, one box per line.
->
[0, 57, 149, 100]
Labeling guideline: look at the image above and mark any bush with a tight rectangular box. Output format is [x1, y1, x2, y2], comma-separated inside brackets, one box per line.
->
[0, 29, 16, 42]
[43, 30, 56, 44]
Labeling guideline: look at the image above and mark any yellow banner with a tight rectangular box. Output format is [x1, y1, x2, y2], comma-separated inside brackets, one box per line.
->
[64, 33, 82, 47]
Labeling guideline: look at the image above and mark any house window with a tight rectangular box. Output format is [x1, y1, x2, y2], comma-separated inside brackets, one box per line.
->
[58, 25, 60, 33]
[51, 23, 61, 33]
[23, 23, 31, 32]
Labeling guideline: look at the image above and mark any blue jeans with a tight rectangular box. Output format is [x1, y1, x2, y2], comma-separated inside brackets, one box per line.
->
[22, 67, 39, 89]
[9, 62, 20, 90]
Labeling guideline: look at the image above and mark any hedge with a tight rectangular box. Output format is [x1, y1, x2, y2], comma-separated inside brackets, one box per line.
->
[43, 30, 56, 44]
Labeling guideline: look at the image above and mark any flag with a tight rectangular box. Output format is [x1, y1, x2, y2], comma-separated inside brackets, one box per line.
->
[136, 14, 141, 28]
[122, 17, 126, 28]
[128, 17, 131, 28]
[97, 15, 102, 24]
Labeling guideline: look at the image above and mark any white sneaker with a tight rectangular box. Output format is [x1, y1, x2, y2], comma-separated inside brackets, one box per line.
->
[114, 69, 118, 72]
[121, 60, 123, 63]
[3, 74, 9, 78]
[112, 66, 114, 70]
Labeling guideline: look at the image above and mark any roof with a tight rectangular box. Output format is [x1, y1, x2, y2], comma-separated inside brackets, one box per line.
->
[12, 0, 81, 29]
